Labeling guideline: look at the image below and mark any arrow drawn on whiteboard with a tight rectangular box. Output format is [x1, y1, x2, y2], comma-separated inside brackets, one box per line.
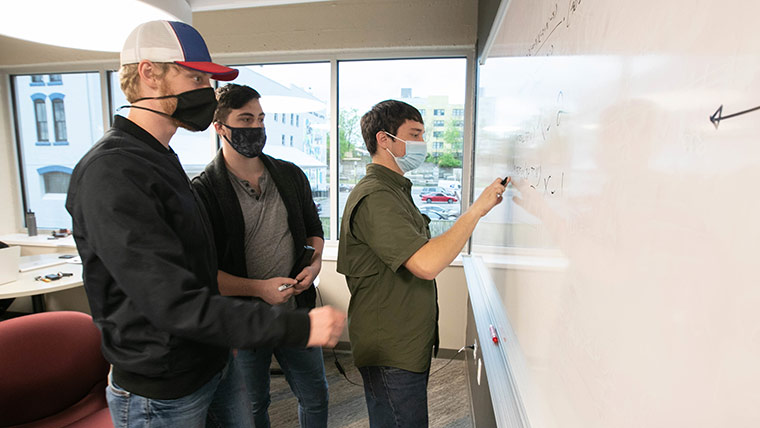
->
[710, 104, 760, 129]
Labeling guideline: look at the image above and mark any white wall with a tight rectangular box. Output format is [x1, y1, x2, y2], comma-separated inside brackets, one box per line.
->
[0, 74, 23, 235]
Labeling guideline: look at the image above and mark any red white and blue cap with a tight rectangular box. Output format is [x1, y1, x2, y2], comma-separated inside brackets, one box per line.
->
[120, 20, 238, 81]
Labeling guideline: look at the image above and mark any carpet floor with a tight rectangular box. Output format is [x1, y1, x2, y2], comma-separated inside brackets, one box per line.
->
[266, 350, 473, 428]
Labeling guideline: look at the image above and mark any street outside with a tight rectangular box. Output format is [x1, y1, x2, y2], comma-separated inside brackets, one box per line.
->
[316, 186, 462, 220]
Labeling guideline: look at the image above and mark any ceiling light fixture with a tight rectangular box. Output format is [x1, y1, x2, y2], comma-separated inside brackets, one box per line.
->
[0, 0, 192, 52]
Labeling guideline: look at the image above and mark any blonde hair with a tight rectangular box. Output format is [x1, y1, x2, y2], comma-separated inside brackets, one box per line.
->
[119, 62, 177, 103]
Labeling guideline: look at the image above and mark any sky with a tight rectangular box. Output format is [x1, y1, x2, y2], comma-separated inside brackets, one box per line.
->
[247, 58, 467, 114]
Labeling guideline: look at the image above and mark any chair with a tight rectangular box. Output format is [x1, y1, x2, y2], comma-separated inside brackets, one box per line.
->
[0, 311, 112, 428]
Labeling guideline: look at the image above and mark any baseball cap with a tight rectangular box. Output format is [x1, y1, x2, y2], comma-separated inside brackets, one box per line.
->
[120, 20, 238, 81]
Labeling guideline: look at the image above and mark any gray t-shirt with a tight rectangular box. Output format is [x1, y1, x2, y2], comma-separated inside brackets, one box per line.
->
[229, 167, 296, 309]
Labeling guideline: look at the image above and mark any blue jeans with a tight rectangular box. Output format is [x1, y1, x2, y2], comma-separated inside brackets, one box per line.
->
[106, 354, 253, 428]
[237, 347, 328, 428]
[358, 366, 429, 428]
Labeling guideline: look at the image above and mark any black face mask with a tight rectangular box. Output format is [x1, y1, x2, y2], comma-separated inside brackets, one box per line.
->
[119, 87, 218, 132]
[220, 124, 267, 158]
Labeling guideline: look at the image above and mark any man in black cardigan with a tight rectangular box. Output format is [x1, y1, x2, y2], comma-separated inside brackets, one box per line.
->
[192, 84, 331, 428]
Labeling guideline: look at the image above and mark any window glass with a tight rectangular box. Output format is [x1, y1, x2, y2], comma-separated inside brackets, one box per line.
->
[52, 98, 67, 142]
[12, 72, 103, 229]
[108, 71, 217, 179]
[41, 170, 71, 194]
[337, 58, 466, 237]
[33, 98, 48, 142]
[229, 63, 331, 238]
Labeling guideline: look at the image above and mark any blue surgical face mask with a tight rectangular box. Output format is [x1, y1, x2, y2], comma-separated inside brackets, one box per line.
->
[384, 132, 427, 173]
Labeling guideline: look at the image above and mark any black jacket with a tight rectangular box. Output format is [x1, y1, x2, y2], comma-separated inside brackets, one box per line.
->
[192, 150, 324, 309]
[65, 116, 310, 399]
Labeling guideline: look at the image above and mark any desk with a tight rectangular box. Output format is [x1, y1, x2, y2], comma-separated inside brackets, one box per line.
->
[0, 258, 83, 312]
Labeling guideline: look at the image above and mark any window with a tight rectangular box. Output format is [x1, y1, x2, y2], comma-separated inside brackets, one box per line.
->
[13, 72, 103, 229]
[31, 75, 44, 86]
[434, 120, 445, 127]
[48, 74, 62, 85]
[296, 115, 299, 127]
[233, 63, 330, 237]
[452, 108, 464, 116]
[32, 97, 49, 142]
[50, 94, 67, 142]
[274, 113, 278, 121]
[38, 166, 72, 194]
[433, 131, 443, 138]
[338, 58, 467, 238]
[434, 109, 445, 116]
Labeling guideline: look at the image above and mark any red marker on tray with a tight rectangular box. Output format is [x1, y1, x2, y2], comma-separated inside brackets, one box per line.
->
[489, 324, 499, 344]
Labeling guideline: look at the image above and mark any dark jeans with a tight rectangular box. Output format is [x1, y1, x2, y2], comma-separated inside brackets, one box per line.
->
[237, 346, 328, 428]
[358, 366, 429, 428]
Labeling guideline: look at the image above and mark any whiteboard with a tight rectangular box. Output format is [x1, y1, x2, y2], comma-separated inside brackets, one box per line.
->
[471, 0, 760, 427]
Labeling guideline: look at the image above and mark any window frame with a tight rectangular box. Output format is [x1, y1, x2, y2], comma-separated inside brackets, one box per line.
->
[7, 49, 476, 247]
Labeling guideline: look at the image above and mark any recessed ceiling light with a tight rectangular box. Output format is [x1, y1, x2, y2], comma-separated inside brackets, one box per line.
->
[0, 0, 192, 52]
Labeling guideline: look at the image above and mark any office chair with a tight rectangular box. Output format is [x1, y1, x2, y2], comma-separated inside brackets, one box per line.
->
[0, 311, 112, 428]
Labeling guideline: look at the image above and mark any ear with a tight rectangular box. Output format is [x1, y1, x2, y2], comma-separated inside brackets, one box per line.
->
[375, 131, 391, 150]
[137, 60, 161, 91]
[213, 122, 224, 136]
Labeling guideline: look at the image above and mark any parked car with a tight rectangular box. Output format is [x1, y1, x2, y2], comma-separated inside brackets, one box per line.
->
[419, 187, 455, 198]
[339, 183, 355, 192]
[419, 205, 458, 220]
[420, 192, 458, 204]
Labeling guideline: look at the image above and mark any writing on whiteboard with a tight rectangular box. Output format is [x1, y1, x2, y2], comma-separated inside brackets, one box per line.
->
[513, 164, 565, 196]
[528, 0, 586, 56]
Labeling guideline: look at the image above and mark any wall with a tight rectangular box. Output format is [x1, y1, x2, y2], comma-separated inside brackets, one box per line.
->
[0, 75, 23, 235]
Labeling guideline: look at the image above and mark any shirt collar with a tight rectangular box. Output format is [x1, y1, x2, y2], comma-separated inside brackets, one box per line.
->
[366, 163, 412, 191]
[112, 115, 173, 154]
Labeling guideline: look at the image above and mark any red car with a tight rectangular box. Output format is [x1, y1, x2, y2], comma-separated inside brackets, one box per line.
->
[420, 193, 458, 204]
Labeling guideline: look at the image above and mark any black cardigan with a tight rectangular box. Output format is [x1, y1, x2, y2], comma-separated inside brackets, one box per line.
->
[192, 150, 323, 309]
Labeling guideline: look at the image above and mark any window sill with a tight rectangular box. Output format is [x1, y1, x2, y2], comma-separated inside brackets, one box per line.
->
[53, 141, 69, 146]
[0, 233, 76, 249]
[35, 141, 51, 146]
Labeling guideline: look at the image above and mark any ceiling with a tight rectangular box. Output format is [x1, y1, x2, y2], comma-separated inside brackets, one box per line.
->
[187, 0, 330, 11]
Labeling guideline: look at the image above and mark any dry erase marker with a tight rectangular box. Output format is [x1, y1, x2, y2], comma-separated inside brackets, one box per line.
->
[489, 324, 499, 344]
[501, 176, 509, 186]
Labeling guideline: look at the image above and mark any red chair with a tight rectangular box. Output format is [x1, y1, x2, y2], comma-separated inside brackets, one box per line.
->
[0, 311, 112, 428]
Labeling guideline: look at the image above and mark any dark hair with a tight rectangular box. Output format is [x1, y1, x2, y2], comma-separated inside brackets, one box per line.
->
[214, 83, 261, 123]
[360, 100, 423, 155]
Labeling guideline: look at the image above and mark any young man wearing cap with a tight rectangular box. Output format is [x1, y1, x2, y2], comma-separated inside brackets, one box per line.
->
[65, 20, 345, 427]
[337, 100, 507, 427]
